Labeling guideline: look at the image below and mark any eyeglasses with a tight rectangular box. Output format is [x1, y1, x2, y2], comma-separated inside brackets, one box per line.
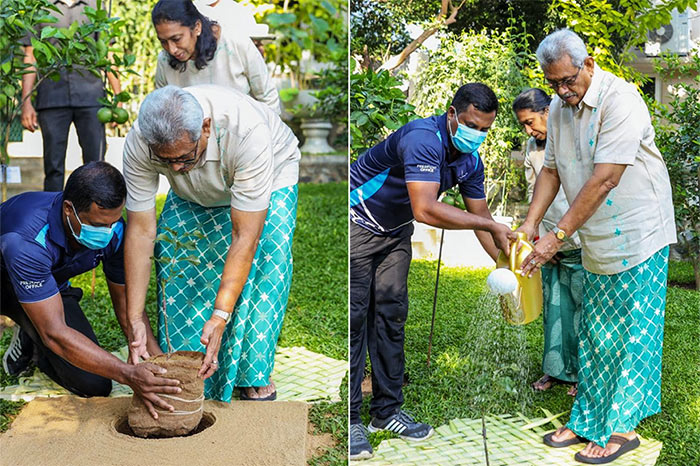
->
[149, 140, 200, 166]
[546, 66, 582, 90]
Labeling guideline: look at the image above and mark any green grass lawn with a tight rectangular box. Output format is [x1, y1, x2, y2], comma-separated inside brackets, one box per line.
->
[0, 182, 348, 465]
[360, 259, 699, 465]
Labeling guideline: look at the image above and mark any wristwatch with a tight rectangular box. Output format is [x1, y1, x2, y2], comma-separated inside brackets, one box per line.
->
[212, 308, 232, 324]
[552, 226, 569, 242]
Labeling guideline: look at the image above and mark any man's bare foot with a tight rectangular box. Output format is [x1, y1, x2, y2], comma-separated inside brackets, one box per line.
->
[532, 374, 557, 391]
[577, 432, 637, 460]
[567, 383, 578, 396]
[243, 377, 276, 399]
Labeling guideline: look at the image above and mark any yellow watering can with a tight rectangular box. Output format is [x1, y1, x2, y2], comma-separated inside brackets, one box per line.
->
[495, 232, 543, 325]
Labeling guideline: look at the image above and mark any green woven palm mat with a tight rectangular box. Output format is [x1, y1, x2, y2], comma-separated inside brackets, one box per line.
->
[0, 346, 347, 403]
[360, 411, 662, 465]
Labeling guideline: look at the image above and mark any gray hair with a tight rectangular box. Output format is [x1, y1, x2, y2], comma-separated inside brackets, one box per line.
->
[536, 29, 589, 69]
[137, 85, 203, 148]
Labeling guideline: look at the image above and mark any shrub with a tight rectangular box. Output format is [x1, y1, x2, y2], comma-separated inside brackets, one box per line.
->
[408, 26, 537, 212]
[653, 53, 700, 289]
[349, 68, 418, 160]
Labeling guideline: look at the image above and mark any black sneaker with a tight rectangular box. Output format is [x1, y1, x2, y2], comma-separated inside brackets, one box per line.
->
[349, 423, 373, 460]
[368, 410, 434, 441]
[2, 326, 34, 376]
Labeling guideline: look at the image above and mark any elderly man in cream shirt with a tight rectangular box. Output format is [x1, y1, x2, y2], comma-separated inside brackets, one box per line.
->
[122, 84, 299, 402]
[518, 29, 676, 464]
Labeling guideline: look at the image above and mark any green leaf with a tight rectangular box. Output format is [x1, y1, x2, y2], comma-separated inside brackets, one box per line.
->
[309, 15, 330, 36]
[181, 240, 197, 250]
[355, 113, 369, 126]
[279, 87, 299, 103]
[115, 91, 131, 102]
[40, 27, 58, 40]
[184, 255, 201, 265]
[320, 0, 337, 15]
[67, 20, 79, 39]
[265, 12, 296, 27]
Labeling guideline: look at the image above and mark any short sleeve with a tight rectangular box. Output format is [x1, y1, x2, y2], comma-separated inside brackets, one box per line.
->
[524, 139, 545, 202]
[226, 124, 274, 211]
[123, 128, 160, 212]
[458, 157, 486, 199]
[593, 91, 643, 165]
[154, 53, 168, 89]
[231, 33, 281, 114]
[543, 100, 559, 170]
[1, 232, 59, 303]
[102, 220, 125, 285]
[400, 130, 443, 184]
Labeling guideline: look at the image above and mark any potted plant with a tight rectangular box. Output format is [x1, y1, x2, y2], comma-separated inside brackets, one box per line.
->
[127, 227, 206, 438]
[263, 0, 346, 154]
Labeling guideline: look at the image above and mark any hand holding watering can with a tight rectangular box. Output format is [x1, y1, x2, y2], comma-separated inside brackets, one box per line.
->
[486, 231, 543, 325]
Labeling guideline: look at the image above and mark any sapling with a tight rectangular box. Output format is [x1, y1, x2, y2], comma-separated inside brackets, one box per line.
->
[153, 226, 203, 357]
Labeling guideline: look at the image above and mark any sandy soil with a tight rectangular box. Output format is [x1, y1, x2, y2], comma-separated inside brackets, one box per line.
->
[1, 396, 308, 466]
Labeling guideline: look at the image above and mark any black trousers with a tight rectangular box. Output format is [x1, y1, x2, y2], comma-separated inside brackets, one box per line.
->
[350, 222, 413, 424]
[37, 106, 105, 192]
[1, 274, 112, 397]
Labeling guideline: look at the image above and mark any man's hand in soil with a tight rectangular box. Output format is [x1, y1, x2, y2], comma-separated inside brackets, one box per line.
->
[125, 363, 182, 419]
[199, 317, 226, 379]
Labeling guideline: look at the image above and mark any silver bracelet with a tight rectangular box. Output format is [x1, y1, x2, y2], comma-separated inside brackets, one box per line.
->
[212, 308, 231, 324]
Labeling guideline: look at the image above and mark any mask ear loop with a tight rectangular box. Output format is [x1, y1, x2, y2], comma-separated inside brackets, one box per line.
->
[66, 202, 82, 239]
[448, 107, 459, 139]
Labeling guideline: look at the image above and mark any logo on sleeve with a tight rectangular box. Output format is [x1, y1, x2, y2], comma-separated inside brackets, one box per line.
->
[20, 280, 45, 290]
[417, 164, 437, 173]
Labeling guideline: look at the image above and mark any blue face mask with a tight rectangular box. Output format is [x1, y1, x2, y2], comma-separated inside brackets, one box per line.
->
[67, 203, 116, 250]
[449, 113, 488, 154]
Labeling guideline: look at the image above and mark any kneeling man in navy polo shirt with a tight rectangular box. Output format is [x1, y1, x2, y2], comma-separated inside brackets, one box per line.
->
[349, 83, 516, 459]
[1, 162, 180, 418]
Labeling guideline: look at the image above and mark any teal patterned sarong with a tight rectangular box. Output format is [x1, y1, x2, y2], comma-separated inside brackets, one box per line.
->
[567, 246, 669, 447]
[155, 185, 298, 402]
[541, 249, 584, 383]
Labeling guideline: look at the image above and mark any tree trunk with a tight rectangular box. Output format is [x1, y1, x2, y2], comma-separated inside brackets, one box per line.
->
[378, 0, 467, 72]
[694, 255, 700, 291]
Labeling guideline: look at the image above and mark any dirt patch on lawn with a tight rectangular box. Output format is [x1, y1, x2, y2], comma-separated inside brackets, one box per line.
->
[306, 421, 337, 461]
[1, 396, 309, 466]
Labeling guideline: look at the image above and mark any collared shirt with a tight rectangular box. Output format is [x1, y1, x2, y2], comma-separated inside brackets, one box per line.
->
[524, 137, 580, 252]
[544, 64, 676, 274]
[123, 84, 299, 212]
[0, 192, 125, 303]
[350, 113, 486, 235]
[22, 0, 105, 110]
[154, 26, 281, 114]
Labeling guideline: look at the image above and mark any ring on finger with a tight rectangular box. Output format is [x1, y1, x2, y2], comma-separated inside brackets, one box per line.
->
[212, 360, 219, 365]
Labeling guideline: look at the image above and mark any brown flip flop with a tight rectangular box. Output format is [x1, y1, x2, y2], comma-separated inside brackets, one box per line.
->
[543, 429, 587, 448]
[574, 435, 640, 464]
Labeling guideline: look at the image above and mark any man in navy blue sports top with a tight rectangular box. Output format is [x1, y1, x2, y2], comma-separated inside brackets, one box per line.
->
[0, 162, 180, 418]
[349, 83, 515, 459]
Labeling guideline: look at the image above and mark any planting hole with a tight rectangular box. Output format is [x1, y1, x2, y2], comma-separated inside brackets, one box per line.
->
[113, 412, 216, 439]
